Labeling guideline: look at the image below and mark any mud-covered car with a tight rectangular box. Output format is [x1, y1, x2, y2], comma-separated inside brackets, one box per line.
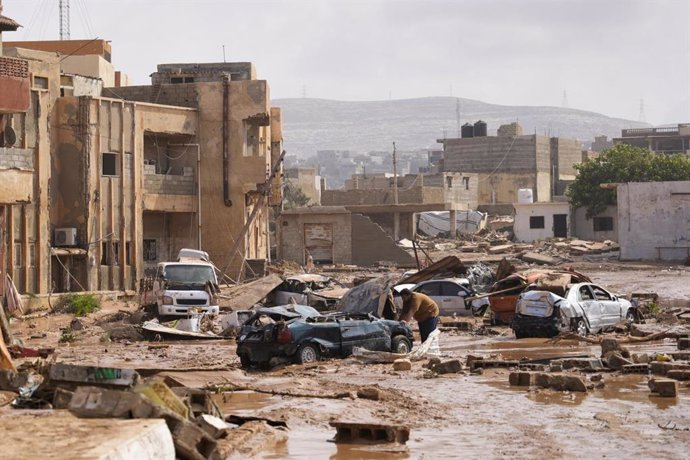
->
[512, 282, 636, 338]
[272, 274, 347, 311]
[236, 305, 414, 368]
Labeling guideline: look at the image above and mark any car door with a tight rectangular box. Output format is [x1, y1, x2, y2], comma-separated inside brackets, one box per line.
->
[576, 285, 601, 330]
[438, 281, 471, 316]
[591, 285, 620, 327]
[413, 281, 443, 312]
[338, 317, 390, 356]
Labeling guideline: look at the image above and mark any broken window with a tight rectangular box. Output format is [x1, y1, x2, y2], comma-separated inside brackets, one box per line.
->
[143, 239, 157, 262]
[592, 285, 612, 301]
[529, 216, 545, 229]
[102, 152, 119, 176]
[593, 216, 613, 232]
[578, 285, 594, 301]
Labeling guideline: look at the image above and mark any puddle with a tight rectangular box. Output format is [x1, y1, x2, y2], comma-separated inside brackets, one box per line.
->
[212, 390, 275, 414]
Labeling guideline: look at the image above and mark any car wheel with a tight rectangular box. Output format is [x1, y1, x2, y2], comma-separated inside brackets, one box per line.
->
[392, 336, 412, 354]
[573, 318, 587, 336]
[625, 309, 637, 323]
[296, 344, 320, 364]
[239, 354, 251, 369]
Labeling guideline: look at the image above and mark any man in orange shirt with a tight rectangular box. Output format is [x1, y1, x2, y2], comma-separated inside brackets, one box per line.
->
[399, 289, 440, 343]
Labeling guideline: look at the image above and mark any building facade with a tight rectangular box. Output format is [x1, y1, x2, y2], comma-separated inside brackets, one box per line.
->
[614, 124, 690, 155]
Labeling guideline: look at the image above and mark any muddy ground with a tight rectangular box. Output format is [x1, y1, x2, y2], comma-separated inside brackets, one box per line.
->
[5, 261, 690, 458]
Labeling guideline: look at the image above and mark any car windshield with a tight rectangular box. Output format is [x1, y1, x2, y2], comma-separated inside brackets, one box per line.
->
[163, 265, 215, 286]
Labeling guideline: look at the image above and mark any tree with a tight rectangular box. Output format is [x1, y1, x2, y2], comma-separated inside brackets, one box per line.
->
[567, 144, 690, 218]
[283, 181, 311, 209]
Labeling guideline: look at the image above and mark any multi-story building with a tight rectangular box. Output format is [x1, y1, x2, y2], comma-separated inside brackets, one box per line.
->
[284, 167, 321, 205]
[613, 124, 690, 155]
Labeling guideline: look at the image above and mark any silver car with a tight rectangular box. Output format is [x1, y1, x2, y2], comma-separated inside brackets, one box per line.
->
[512, 282, 636, 338]
[408, 278, 490, 317]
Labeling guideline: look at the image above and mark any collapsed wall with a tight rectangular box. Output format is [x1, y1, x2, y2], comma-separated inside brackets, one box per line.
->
[351, 214, 415, 267]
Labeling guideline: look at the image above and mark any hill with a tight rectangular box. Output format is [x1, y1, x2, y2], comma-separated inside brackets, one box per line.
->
[272, 96, 649, 156]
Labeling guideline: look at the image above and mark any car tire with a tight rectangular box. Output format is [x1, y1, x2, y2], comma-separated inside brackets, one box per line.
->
[296, 343, 320, 364]
[573, 318, 587, 336]
[392, 336, 412, 354]
[239, 354, 251, 369]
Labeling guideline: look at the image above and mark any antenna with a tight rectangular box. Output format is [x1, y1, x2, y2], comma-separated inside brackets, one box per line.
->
[561, 90, 568, 108]
[222, 45, 226, 63]
[455, 97, 461, 138]
[59, 0, 70, 40]
[638, 98, 646, 123]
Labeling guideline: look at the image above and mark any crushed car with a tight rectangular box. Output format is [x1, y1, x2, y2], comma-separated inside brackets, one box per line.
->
[272, 274, 347, 311]
[236, 304, 414, 368]
[512, 282, 637, 338]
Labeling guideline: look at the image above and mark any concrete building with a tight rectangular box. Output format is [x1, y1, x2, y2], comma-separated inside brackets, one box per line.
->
[591, 135, 613, 153]
[278, 207, 414, 267]
[572, 206, 617, 242]
[102, 62, 283, 281]
[440, 122, 582, 205]
[284, 167, 321, 205]
[513, 202, 571, 242]
[616, 181, 690, 261]
[614, 124, 690, 155]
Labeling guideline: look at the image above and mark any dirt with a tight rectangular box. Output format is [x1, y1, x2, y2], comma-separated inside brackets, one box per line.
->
[3, 262, 690, 458]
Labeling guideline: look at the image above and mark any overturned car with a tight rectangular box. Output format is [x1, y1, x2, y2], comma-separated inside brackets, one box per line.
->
[512, 282, 637, 339]
[236, 305, 414, 368]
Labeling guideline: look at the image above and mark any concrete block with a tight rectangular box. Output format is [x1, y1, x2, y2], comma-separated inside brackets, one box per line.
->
[666, 370, 690, 381]
[330, 421, 410, 444]
[533, 373, 587, 392]
[622, 364, 649, 374]
[68, 386, 151, 418]
[509, 371, 533, 386]
[393, 359, 412, 371]
[648, 378, 678, 397]
[48, 363, 140, 388]
[196, 414, 231, 439]
[433, 359, 463, 374]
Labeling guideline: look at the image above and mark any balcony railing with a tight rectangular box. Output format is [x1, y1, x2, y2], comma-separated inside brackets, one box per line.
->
[621, 127, 680, 137]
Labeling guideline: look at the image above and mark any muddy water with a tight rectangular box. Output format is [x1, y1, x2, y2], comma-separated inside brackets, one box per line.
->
[213, 335, 690, 459]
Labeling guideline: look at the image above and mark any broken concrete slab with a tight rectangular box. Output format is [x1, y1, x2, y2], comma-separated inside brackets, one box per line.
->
[603, 352, 633, 370]
[0, 411, 176, 460]
[520, 252, 560, 265]
[534, 373, 588, 392]
[488, 244, 513, 255]
[47, 363, 140, 388]
[218, 273, 283, 311]
[648, 378, 678, 397]
[650, 361, 690, 376]
[330, 421, 410, 444]
[551, 358, 604, 371]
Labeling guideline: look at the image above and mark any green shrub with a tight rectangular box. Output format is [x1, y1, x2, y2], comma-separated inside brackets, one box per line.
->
[55, 293, 101, 317]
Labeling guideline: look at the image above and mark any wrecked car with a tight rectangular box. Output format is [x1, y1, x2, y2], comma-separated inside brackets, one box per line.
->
[411, 278, 489, 317]
[272, 274, 347, 311]
[512, 282, 637, 338]
[236, 305, 414, 368]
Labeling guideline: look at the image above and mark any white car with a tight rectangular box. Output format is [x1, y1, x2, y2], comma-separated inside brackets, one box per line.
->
[512, 282, 636, 338]
[404, 278, 490, 317]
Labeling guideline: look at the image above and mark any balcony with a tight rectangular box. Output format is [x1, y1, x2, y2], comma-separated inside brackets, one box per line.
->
[143, 164, 197, 212]
[0, 57, 30, 113]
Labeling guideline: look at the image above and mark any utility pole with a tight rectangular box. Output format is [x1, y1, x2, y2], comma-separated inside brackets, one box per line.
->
[392, 142, 399, 205]
[59, 0, 70, 40]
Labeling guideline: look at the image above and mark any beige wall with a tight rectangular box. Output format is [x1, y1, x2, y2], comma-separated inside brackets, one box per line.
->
[572, 206, 617, 242]
[61, 55, 116, 87]
[278, 211, 352, 265]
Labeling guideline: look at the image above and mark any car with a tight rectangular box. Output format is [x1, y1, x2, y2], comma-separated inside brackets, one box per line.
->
[236, 305, 414, 368]
[511, 282, 637, 339]
[407, 278, 490, 317]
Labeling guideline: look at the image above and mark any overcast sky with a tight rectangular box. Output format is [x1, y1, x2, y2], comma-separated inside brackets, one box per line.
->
[4, 0, 689, 125]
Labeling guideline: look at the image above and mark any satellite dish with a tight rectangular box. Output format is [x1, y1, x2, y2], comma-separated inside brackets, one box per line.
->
[4, 126, 17, 147]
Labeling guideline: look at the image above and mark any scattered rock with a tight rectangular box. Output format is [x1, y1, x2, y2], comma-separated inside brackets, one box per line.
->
[534, 373, 587, 392]
[632, 353, 651, 364]
[600, 338, 628, 357]
[357, 387, 386, 401]
[432, 359, 463, 375]
[604, 351, 633, 370]
[648, 378, 678, 397]
[424, 357, 442, 369]
[69, 319, 84, 331]
[393, 359, 412, 372]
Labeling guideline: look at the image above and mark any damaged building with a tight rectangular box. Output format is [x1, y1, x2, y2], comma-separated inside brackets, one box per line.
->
[439, 121, 582, 206]
[0, 29, 282, 298]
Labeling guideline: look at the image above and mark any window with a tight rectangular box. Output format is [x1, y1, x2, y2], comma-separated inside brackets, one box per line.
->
[592, 286, 612, 301]
[529, 216, 545, 229]
[462, 177, 470, 190]
[13, 243, 22, 268]
[29, 243, 35, 268]
[143, 239, 157, 262]
[416, 282, 441, 296]
[446, 176, 453, 189]
[593, 216, 614, 232]
[101, 242, 109, 265]
[33, 76, 49, 90]
[102, 153, 118, 176]
[441, 282, 468, 297]
[112, 242, 120, 265]
[125, 242, 131, 266]
[578, 285, 594, 301]
[170, 76, 195, 84]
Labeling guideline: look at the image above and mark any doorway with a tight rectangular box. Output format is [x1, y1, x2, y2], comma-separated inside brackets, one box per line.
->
[553, 214, 568, 238]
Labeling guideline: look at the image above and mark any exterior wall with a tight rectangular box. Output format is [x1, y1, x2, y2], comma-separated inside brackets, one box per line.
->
[351, 214, 415, 266]
[278, 211, 351, 265]
[0, 56, 30, 112]
[285, 168, 320, 205]
[322, 188, 425, 206]
[513, 202, 571, 243]
[552, 137, 582, 180]
[572, 206, 617, 242]
[478, 172, 539, 205]
[618, 181, 690, 261]
[60, 55, 116, 87]
[142, 212, 197, 275]
[4, 40, 112, 61]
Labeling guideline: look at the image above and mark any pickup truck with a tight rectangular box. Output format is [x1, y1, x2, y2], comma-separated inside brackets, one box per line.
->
[141, 249, 220, 317]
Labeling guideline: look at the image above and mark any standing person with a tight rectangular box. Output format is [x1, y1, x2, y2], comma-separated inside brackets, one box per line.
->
[399, 289, 440, 343]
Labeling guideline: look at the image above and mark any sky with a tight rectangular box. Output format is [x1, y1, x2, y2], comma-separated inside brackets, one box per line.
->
[3, 0, 689, 125]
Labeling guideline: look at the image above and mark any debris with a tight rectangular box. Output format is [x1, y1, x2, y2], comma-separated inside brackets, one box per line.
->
[218, 274, 283, 310]
[520, 252, 560, 265]
[678, 336, 690, 350]
[488, 244, 513, 255]
[393, 359, 412, 371]
[357, 386, 387, 401]
[534, 373, 588, 392]
[225, 414, 288, 428]
[8, 345, 54, 359]
[666, 370, 690, 381]
[648, 378, 678, 397]
[398, 256, 466, 285]
[431, 359, 463, 374]
[70, 318, 84, 331]
[603, 352, 633, 370]
[142, 320, 223, 340]
[622, 364, 649, 374]
[509, 371, 533, 386]
[0, 369, 29, 392]
[47, 364, 140, 389]
[330, 421, 410, 445]
[197, 414, 232, 439]
[469, 359, 519, 371]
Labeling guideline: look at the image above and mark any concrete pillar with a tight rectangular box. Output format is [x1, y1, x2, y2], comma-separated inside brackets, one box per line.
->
[393, 212, 400, 241]
[409, 213, 417, 240]
[449, 209, 457, 239]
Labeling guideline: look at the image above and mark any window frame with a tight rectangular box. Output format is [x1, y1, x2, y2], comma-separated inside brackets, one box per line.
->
[529, 216, 545, 229]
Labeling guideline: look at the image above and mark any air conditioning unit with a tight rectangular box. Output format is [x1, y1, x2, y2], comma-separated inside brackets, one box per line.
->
[54, 228, 77, 247]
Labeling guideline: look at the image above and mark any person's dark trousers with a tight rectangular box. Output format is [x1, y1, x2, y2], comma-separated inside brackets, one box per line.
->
[418, 316, 439, 343]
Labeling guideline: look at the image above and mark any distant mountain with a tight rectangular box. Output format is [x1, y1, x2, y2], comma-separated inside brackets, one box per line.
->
[272, 96, 650, 156]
